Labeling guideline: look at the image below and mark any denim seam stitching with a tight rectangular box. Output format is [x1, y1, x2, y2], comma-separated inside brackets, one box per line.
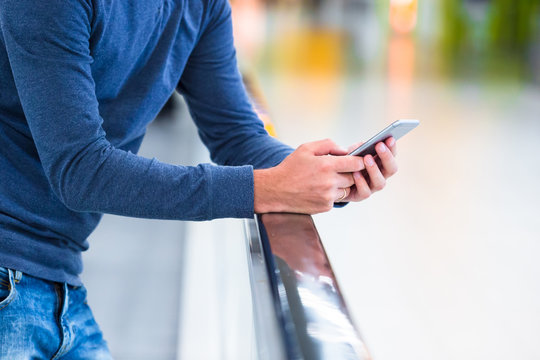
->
[57, 330, 75, 358]
[51, 285, 67, 360]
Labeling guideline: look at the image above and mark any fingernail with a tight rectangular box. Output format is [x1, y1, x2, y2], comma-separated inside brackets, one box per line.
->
[365, 156, 374, 166]
[388, 138, 395, 146]
[378, 143, 387, 153]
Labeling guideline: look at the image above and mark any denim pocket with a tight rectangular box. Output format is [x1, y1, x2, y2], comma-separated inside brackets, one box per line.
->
[0, 267, 16, 310]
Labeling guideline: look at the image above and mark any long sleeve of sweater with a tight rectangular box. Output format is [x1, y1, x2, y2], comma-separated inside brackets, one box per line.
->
[0, 0, 292, 221]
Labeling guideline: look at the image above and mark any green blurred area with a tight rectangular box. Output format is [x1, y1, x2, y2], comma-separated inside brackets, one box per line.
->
[439, 0, 540, 81]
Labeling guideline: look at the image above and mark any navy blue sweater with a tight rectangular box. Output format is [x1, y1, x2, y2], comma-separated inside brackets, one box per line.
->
[0, 0, 292, 285]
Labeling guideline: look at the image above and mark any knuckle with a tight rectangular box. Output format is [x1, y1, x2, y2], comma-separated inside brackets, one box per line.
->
[344, 157, 355, 169]
[356, 158, 365, 171]
[380, 154, 392, 163]
[323, 192, 335, 204]
[359, 188, 371, 199]
[319, 159, 332, 173]
[324, 180, 334, 191]
[349, 159, 362, 172]
[325, 138, 337, 148]
[324, 202, 334, 212]
[373, 180, 386, 191]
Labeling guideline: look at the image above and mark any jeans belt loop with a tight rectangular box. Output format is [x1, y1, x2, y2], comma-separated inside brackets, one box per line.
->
[14, 270, 22, 283]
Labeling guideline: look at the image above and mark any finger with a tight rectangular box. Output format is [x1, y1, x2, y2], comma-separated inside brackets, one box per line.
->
[336, 173, 355, 188]
[329, 155, 365, 173]
[375, 142, 398, 178]
[385, 137, 397, 156]
[347, 141, 364, 154]
[329, 147, 349, 156]
[305, 139, 347, 156]
[348, 171, 371, 201]
[363, 154, 386, 192]
[335, 187, 349, 202]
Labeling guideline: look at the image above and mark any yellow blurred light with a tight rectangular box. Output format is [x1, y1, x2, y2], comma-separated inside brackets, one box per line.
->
[390, 0, 418, 34]
[270, 29, 345, 77]
[391, 0, 415, 4]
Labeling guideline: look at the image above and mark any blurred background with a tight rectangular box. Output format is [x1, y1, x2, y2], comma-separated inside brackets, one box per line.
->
[83, 1, 540, 359]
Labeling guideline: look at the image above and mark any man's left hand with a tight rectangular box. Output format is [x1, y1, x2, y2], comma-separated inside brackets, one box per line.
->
[339, 137, 398, 202]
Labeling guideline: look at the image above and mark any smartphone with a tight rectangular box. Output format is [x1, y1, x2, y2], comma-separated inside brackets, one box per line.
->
[348, 119, 420, 157]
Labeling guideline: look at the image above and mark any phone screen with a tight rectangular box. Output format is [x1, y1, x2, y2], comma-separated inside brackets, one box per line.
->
[348, 119, 419, 157]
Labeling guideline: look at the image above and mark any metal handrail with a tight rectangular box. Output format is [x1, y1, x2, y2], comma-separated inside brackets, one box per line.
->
[245, 213, 371, 360]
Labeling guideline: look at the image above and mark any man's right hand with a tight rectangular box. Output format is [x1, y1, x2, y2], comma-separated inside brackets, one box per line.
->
[253, 139, 365, 214]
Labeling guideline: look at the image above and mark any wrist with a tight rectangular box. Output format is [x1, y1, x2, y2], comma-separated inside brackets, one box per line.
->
[253, 168, 282, 214]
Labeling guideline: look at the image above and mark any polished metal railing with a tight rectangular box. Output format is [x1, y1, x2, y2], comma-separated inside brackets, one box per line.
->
[244, 213, 371, 360]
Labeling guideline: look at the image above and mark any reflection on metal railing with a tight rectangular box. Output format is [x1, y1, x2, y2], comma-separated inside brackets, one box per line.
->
[245, 214, 371, 360]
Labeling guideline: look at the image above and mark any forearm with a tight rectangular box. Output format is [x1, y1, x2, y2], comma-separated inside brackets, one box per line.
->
[58, 139, 254, 220]
[200, 122, 293, 169]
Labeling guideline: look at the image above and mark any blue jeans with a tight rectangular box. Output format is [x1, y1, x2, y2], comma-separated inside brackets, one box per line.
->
[0, 267, 113, 359]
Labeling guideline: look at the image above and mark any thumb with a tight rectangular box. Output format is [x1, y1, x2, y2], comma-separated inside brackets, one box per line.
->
[307, 138, 347, 156]
[347, 141, 365, 153]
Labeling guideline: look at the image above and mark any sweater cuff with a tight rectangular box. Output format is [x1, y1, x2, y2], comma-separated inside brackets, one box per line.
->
[209, 165, 254, 219]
